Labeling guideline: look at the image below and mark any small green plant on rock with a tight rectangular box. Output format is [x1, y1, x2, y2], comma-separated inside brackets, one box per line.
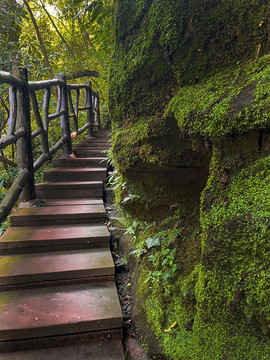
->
[130, 207, 184, 292]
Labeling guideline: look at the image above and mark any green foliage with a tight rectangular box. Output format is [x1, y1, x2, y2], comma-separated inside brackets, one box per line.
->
[129, 206, 200, 297]
[105, 145, 127, 197]
[34, 161, 53, 183]
[0, 0, 24, 70]
[0, 216, 10, 237]
[0, 1, 24, 154]
[110, 118, 151, 171]
[145, 247, 177, 286]
[0, 166, 18, 202]
[135, 225, 181, 288]
[13, 0, 113, 118]
[0, 0, 112, 217]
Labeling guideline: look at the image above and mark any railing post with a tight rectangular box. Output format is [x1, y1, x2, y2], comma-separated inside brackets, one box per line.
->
[86, 80, 94, 137]
[12, 66, 36, 202]
[96, 91, 101, 130]
[57, 75, 72, 157]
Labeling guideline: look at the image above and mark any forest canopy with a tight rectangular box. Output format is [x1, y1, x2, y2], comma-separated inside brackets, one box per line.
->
[0, 0, 112, 85]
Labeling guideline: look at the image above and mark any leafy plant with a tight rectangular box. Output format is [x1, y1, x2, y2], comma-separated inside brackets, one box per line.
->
[34, 161, 53, 183]
[0, 166, 18, 201]
[145, 247, 178, 285]
[121, 193, 140, 204]
[129, 208, 184, 290]
[0, 216, 10, 236]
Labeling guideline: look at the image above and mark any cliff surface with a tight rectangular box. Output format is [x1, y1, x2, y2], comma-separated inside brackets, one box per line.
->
[109, 1, 270, 358]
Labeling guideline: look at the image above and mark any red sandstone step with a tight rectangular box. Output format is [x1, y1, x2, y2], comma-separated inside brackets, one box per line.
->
[74, 146, 109, 151]
[42, 199, 104, 206]
[77, 139, 110, 145]
[0, 224, 110, 253]
[0, 340, 125, 360]
[43, 168, 107, 182]
[76, 145, 109, 150]
[52, 157, 107, 168]
[0, 330, 123, 353]
[0, 248, 114, 286]
[77, 140, 110, 146]
[0, 282, 123, 341]
[10, 205, 106, 227]
[78, 143, 109, 148]
[35, 181, 103, 199]
[80, 139, 109, 145]
[74, 149, 106, 158]
[92, 131, 111, 137]
[76, 139, 109, 143]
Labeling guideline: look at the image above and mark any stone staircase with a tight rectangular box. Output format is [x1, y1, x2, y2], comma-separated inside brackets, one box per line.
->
[0, 131, 125, 359]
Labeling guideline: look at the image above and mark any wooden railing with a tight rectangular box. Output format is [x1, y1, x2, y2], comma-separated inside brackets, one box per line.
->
[0, 66, 100, 223]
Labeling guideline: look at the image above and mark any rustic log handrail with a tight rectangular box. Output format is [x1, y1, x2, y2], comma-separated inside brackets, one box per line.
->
[0, 128, 26, 150]
[0, 66, 101, 223]
[0, 71, 25, 87]
[28, 79, 63, 90]
[67, 84, 91, 90]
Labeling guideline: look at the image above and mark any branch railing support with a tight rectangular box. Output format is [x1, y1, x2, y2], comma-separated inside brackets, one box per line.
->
[57, 74, 72, 158]
[12, 66, 36, 202]
[96, 91, 101, 130]
[86, 80, 94, 137]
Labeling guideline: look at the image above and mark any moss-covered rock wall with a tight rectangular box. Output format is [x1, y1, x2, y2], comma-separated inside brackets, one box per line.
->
[109, 0, 270, 358]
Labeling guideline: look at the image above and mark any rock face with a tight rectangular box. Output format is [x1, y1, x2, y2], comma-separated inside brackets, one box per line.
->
[109, 0, 270, 359]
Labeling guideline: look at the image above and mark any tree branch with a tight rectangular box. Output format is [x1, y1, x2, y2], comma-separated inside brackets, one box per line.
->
[0, 155, 16, 167]
[66, 69, 99, 80]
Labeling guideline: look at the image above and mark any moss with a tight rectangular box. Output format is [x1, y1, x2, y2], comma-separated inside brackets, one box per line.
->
[200, 155, 270, 329]
[165, 56, 270, 139]
[191, 318, 270, 360]
[138, 264, 198, 359]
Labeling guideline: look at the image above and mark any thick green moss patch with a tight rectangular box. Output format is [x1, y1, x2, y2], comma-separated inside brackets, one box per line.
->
[165, 56, 270, 138]
[200, 155, 270, 331]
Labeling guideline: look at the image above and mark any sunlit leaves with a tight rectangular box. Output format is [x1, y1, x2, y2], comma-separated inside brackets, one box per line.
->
[0, 0, 25, 70]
